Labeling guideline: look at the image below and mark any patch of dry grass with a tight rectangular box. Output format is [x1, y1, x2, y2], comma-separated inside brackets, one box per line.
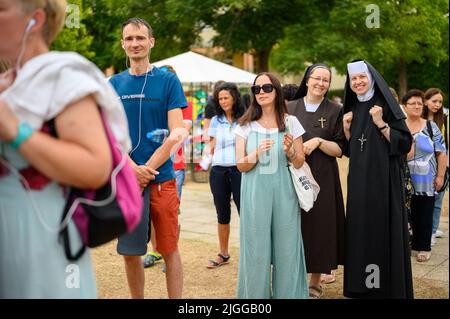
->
[92, 238, 448, 299]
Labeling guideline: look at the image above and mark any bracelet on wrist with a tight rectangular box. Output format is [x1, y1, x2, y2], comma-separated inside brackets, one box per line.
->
[378, 123, 389, 131]
[9, 122, 34, 150]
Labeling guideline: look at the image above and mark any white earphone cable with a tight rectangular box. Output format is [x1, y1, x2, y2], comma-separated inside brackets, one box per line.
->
[128, 64, 151, 156]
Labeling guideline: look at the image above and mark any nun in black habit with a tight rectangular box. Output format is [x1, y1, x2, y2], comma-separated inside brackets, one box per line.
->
[342, 60, 413, 299]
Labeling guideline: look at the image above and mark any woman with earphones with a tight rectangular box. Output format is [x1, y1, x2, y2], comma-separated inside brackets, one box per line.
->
[0, 0, 131, 298]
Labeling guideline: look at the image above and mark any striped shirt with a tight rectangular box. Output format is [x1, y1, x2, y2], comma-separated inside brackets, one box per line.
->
[408, 121, 446, 196]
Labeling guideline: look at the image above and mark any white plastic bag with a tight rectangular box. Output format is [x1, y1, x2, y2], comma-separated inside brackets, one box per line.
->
[286, 116, 320, 212]
[288, 161, 320, 212]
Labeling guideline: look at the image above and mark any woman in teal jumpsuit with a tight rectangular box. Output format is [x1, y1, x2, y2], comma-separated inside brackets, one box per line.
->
[235, 72, 309, 299]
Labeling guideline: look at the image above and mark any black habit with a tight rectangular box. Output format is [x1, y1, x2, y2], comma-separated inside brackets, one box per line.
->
[343, 61, 414, 299]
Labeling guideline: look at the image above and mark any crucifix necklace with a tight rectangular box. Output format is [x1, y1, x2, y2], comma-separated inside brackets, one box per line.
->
[358, 133, 367, 152]
[318, 117, 327, 128]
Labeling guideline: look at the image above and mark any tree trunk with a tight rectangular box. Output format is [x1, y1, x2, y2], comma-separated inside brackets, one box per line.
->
[257, 47, 271, 73]
[399, 58, 408, 99]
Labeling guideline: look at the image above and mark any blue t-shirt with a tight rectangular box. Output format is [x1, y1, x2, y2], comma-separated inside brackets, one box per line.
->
[208, 115, 238, 166]
[109, 66, 187, 183]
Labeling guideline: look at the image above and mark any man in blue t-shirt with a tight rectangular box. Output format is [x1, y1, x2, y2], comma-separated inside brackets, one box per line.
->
[109, 18, 187, 299]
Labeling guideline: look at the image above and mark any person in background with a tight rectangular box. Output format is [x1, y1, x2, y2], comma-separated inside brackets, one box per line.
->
[403, 89, 446, 262]
[332, 96, 343, 106]
[282, 84, 299, 104]
[389, 87, 399, 103]
[422, 88, 448, 245]
[206, 82, 245, 269]
[204, 80, 226, 137]
[201, 80, 225, 171]
[242, 92, 252, 111]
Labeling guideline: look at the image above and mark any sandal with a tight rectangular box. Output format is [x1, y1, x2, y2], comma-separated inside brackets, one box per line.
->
[309, 286, 323, 299]
[416, 251, 431, 262]
[206, 253, 230, 269]
[321, 270, 336, 284]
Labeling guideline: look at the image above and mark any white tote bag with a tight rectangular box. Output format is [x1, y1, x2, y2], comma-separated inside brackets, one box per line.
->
[286, 116, 320, 212]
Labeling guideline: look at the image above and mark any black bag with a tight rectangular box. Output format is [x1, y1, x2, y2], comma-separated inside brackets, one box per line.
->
[439, 166, 449, 193]
[426, 121, 448, 193]
[401, 156, 414, 215]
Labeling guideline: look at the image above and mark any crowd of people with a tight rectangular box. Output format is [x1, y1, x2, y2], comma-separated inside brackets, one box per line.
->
[0, 1, 448, 299]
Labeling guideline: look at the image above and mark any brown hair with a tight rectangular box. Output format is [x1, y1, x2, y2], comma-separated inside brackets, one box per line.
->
[423, 88, 445, 129]
[122, 18, 153, 38]
[19, 0, 67, 45]
[239, 72, 286, 131]
[401, 89, 424, 105]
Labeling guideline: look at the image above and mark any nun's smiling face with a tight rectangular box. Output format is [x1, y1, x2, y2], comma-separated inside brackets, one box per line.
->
[350, 73, 370, 95]
[307, 68, 331, 98]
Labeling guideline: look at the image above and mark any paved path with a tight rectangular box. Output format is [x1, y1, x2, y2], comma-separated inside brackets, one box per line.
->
[179, 164, 449, 291]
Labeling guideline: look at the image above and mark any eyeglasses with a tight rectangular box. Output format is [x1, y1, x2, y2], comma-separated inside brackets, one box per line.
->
[406, 101, 423, 106]
[251, 83, 274, 95]
[309, 76, 330, 84]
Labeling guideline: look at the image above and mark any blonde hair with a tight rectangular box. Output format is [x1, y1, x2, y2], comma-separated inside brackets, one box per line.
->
[19, 0, 67, 45]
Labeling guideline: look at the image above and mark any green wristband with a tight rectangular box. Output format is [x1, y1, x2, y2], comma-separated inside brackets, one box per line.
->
[10, 122, 34, 150]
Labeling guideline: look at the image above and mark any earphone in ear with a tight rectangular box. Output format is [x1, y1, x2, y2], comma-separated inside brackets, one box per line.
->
[25, 19, 36, 33]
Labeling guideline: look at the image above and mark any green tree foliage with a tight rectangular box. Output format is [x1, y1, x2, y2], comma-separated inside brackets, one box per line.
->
[272, 0, 449, 97]
[196, 0, 328, 73]
[51, 0, 94, 59]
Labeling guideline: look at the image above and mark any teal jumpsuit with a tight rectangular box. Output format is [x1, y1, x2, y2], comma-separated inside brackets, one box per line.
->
[237, 128, 309, 299]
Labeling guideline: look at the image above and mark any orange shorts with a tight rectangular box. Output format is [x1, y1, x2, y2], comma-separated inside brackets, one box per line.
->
[150, 179, 180, 255]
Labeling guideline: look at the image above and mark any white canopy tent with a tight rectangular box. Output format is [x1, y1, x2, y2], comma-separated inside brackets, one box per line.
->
[153, 51, 256, 84]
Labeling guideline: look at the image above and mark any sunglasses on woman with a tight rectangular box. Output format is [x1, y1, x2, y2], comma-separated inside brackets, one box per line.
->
[251, 83, 274, 95]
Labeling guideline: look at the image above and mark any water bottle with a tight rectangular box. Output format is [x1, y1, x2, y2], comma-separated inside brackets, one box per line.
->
[146, 129, 169, 143]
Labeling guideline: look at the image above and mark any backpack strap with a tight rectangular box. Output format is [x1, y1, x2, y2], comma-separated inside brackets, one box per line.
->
[444, 114, 448, 149]
[47, 118, 87, 261]
[59, 192, 86, 261]
[426, 120, 434, 140]
[426, 120, 436, 154]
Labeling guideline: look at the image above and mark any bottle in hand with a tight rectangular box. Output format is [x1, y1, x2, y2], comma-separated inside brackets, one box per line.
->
[146, 129, 169, 143]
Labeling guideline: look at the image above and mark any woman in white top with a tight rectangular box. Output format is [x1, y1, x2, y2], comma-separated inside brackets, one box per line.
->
[0, 0, 130, 298]
[235, 72, 309, 299]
